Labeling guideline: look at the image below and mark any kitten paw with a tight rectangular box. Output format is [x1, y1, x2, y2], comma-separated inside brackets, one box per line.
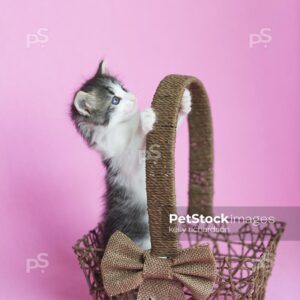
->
[181, 89, 192, 114]
[141, 108, 156, 133]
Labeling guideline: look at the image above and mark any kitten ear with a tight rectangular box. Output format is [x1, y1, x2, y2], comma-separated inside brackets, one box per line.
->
[96, 60, 107, 76]
[74, 91, 95, 117]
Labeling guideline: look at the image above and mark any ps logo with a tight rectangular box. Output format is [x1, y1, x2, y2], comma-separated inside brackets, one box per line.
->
[139, 144, 161, 164]
[26, 253, 49, 274]
[249, 28, 272, 48]
[26, 28, 49, 48]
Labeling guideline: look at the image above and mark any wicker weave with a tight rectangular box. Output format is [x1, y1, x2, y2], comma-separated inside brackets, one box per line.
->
[73, 75, 285, 299]
[73, 221, 285, 299]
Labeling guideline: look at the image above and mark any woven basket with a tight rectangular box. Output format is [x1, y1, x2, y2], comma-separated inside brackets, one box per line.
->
[73, 75, 285, 299]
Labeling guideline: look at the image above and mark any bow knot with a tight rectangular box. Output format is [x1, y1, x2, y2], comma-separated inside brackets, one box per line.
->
[101, 231, 216, 300]
[142, 252, 173, 280]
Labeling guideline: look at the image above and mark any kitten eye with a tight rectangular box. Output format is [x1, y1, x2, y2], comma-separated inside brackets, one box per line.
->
[111, 96, 121, 105]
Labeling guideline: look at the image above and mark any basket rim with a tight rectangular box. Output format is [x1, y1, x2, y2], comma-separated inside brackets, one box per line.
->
[73, 221, 286, 258]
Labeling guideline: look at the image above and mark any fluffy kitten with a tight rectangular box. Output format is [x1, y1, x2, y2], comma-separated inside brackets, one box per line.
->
[71, 60, 191, 249]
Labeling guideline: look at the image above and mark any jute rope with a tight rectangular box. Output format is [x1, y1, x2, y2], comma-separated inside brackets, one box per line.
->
[146, 75, 214, 257]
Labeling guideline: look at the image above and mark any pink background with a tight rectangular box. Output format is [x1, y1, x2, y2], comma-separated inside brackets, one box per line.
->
[0, 0, 299, 299]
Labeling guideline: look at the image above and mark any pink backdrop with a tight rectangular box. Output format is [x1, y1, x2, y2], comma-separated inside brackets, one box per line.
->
[0, 0, 299, 299]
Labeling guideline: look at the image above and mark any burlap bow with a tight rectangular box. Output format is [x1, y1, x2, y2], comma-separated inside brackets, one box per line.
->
[101, 231, 216, 300]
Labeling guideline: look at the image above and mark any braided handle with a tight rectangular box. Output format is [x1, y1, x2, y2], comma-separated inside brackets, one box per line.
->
[146, 75, 214, 257]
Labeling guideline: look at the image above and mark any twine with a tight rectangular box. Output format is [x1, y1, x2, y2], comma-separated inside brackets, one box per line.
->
[146, 75, 214, 257]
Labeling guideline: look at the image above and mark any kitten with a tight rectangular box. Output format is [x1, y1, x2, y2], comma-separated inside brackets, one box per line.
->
[71, 60, 191, 249]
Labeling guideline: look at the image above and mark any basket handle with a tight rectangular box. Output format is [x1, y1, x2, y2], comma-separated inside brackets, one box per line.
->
[146, 75, 214, 257]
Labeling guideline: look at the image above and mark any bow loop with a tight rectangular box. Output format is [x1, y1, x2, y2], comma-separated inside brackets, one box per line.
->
[101, 231, 216, 300]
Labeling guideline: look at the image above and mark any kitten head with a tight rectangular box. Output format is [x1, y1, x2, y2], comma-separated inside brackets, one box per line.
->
[71, 60, 137, 126]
